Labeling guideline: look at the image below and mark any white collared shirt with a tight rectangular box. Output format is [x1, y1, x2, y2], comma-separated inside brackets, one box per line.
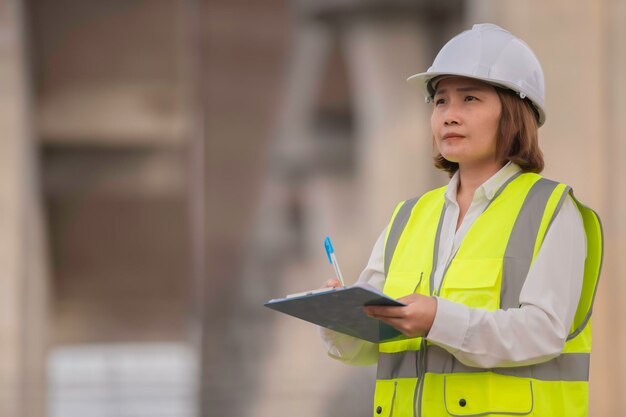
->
[321, 162, 587, 368]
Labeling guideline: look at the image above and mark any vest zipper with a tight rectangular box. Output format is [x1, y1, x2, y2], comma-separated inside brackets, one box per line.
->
[418, 265, 445, 416]
[388, 381, 398, 417]
[413, 272, 424, 293]
[414, 338, 426, 417]
[414, 271, 426, 417]
[416, 243, 452, 416]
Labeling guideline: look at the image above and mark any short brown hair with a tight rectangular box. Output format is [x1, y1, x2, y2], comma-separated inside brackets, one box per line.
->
[434, 87, 544, 176]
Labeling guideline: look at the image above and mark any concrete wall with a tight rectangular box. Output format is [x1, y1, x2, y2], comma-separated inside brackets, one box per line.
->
[0, 1, 49, 416]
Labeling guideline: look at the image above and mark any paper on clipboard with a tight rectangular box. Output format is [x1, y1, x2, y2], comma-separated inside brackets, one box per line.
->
[264, 282, 407, 343]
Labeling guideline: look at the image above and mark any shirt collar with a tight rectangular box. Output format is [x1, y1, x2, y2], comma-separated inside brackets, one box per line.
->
[444, 161, 522, 203]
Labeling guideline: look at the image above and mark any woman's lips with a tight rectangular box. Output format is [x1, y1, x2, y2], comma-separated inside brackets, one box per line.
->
[442, 133, 466, 140]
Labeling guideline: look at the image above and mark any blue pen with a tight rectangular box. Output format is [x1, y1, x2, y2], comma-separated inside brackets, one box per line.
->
[324, 236, 346, 288]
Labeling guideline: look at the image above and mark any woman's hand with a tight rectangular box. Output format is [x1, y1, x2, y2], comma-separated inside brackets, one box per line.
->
[319, 278, 342, 290]
[364, 294, 438, 338]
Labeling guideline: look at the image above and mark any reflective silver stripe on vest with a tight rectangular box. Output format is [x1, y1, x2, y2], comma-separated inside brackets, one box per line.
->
[377, 351, 419, 380]
[429, 204, 447, 293]
[378, 346, 589, 382]
[500, 178, 560, 309]
[425, 345, 589, 382]
[542, 186, 571, 247]
[384, 197, 419, 276]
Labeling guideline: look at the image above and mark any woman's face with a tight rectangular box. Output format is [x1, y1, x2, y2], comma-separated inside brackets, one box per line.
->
[430, 77, 502, 169]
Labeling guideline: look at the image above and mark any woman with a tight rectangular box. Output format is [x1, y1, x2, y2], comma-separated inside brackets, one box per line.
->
[320, 24, 602, 417]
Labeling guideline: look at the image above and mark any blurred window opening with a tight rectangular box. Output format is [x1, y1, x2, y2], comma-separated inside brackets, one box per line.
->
[48, 343, 198, 417]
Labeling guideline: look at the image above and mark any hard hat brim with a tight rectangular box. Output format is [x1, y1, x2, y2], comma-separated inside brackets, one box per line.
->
[407, 71, 546, 127]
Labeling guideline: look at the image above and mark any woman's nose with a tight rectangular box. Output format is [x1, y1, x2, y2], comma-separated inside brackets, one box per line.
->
[444, 112, 460, 126]
[443, 103, 461, 125]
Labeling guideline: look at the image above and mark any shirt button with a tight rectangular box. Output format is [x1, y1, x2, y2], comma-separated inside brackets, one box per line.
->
[376, 406, 383, 414]
[433, 290, 438, 296]
[459, 398, 467, 407]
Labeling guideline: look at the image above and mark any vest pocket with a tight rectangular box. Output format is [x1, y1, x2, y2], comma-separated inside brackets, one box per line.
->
[373, 379, 417, 417]
[441, 258, 502, 310]
[443, 373, 533, 416]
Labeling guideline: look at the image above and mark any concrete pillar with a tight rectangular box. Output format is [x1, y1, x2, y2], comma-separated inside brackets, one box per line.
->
[0, 1, 50, 416]
[606, 1, 626, 416]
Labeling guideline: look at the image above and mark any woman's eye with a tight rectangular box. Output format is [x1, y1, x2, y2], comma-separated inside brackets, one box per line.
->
[464, 95, 478, 102]
[435, 98, 446, 105]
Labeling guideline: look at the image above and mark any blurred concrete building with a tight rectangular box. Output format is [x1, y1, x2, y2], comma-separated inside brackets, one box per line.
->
[0, 0, 624, 416]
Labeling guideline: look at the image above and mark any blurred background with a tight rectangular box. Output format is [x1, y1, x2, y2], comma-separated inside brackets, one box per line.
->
[1, 0, 624, 416]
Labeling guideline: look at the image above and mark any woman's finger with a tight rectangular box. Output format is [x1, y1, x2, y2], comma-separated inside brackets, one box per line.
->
[364, 306, 405, 319]
[320, 278, 341, 289]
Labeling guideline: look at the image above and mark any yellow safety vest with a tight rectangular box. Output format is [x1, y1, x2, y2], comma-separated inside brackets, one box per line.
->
[374, 172, 603, 417]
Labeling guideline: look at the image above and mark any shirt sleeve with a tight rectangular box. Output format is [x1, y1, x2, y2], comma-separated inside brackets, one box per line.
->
[319, 228, 387, 366]
[426, 195, 587, 368]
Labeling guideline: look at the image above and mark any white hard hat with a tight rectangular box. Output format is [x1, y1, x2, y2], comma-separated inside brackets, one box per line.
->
[408, 23, 546, 126]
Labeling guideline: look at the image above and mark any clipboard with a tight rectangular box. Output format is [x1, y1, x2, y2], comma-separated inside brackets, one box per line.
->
[264, 282, 407, 343]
